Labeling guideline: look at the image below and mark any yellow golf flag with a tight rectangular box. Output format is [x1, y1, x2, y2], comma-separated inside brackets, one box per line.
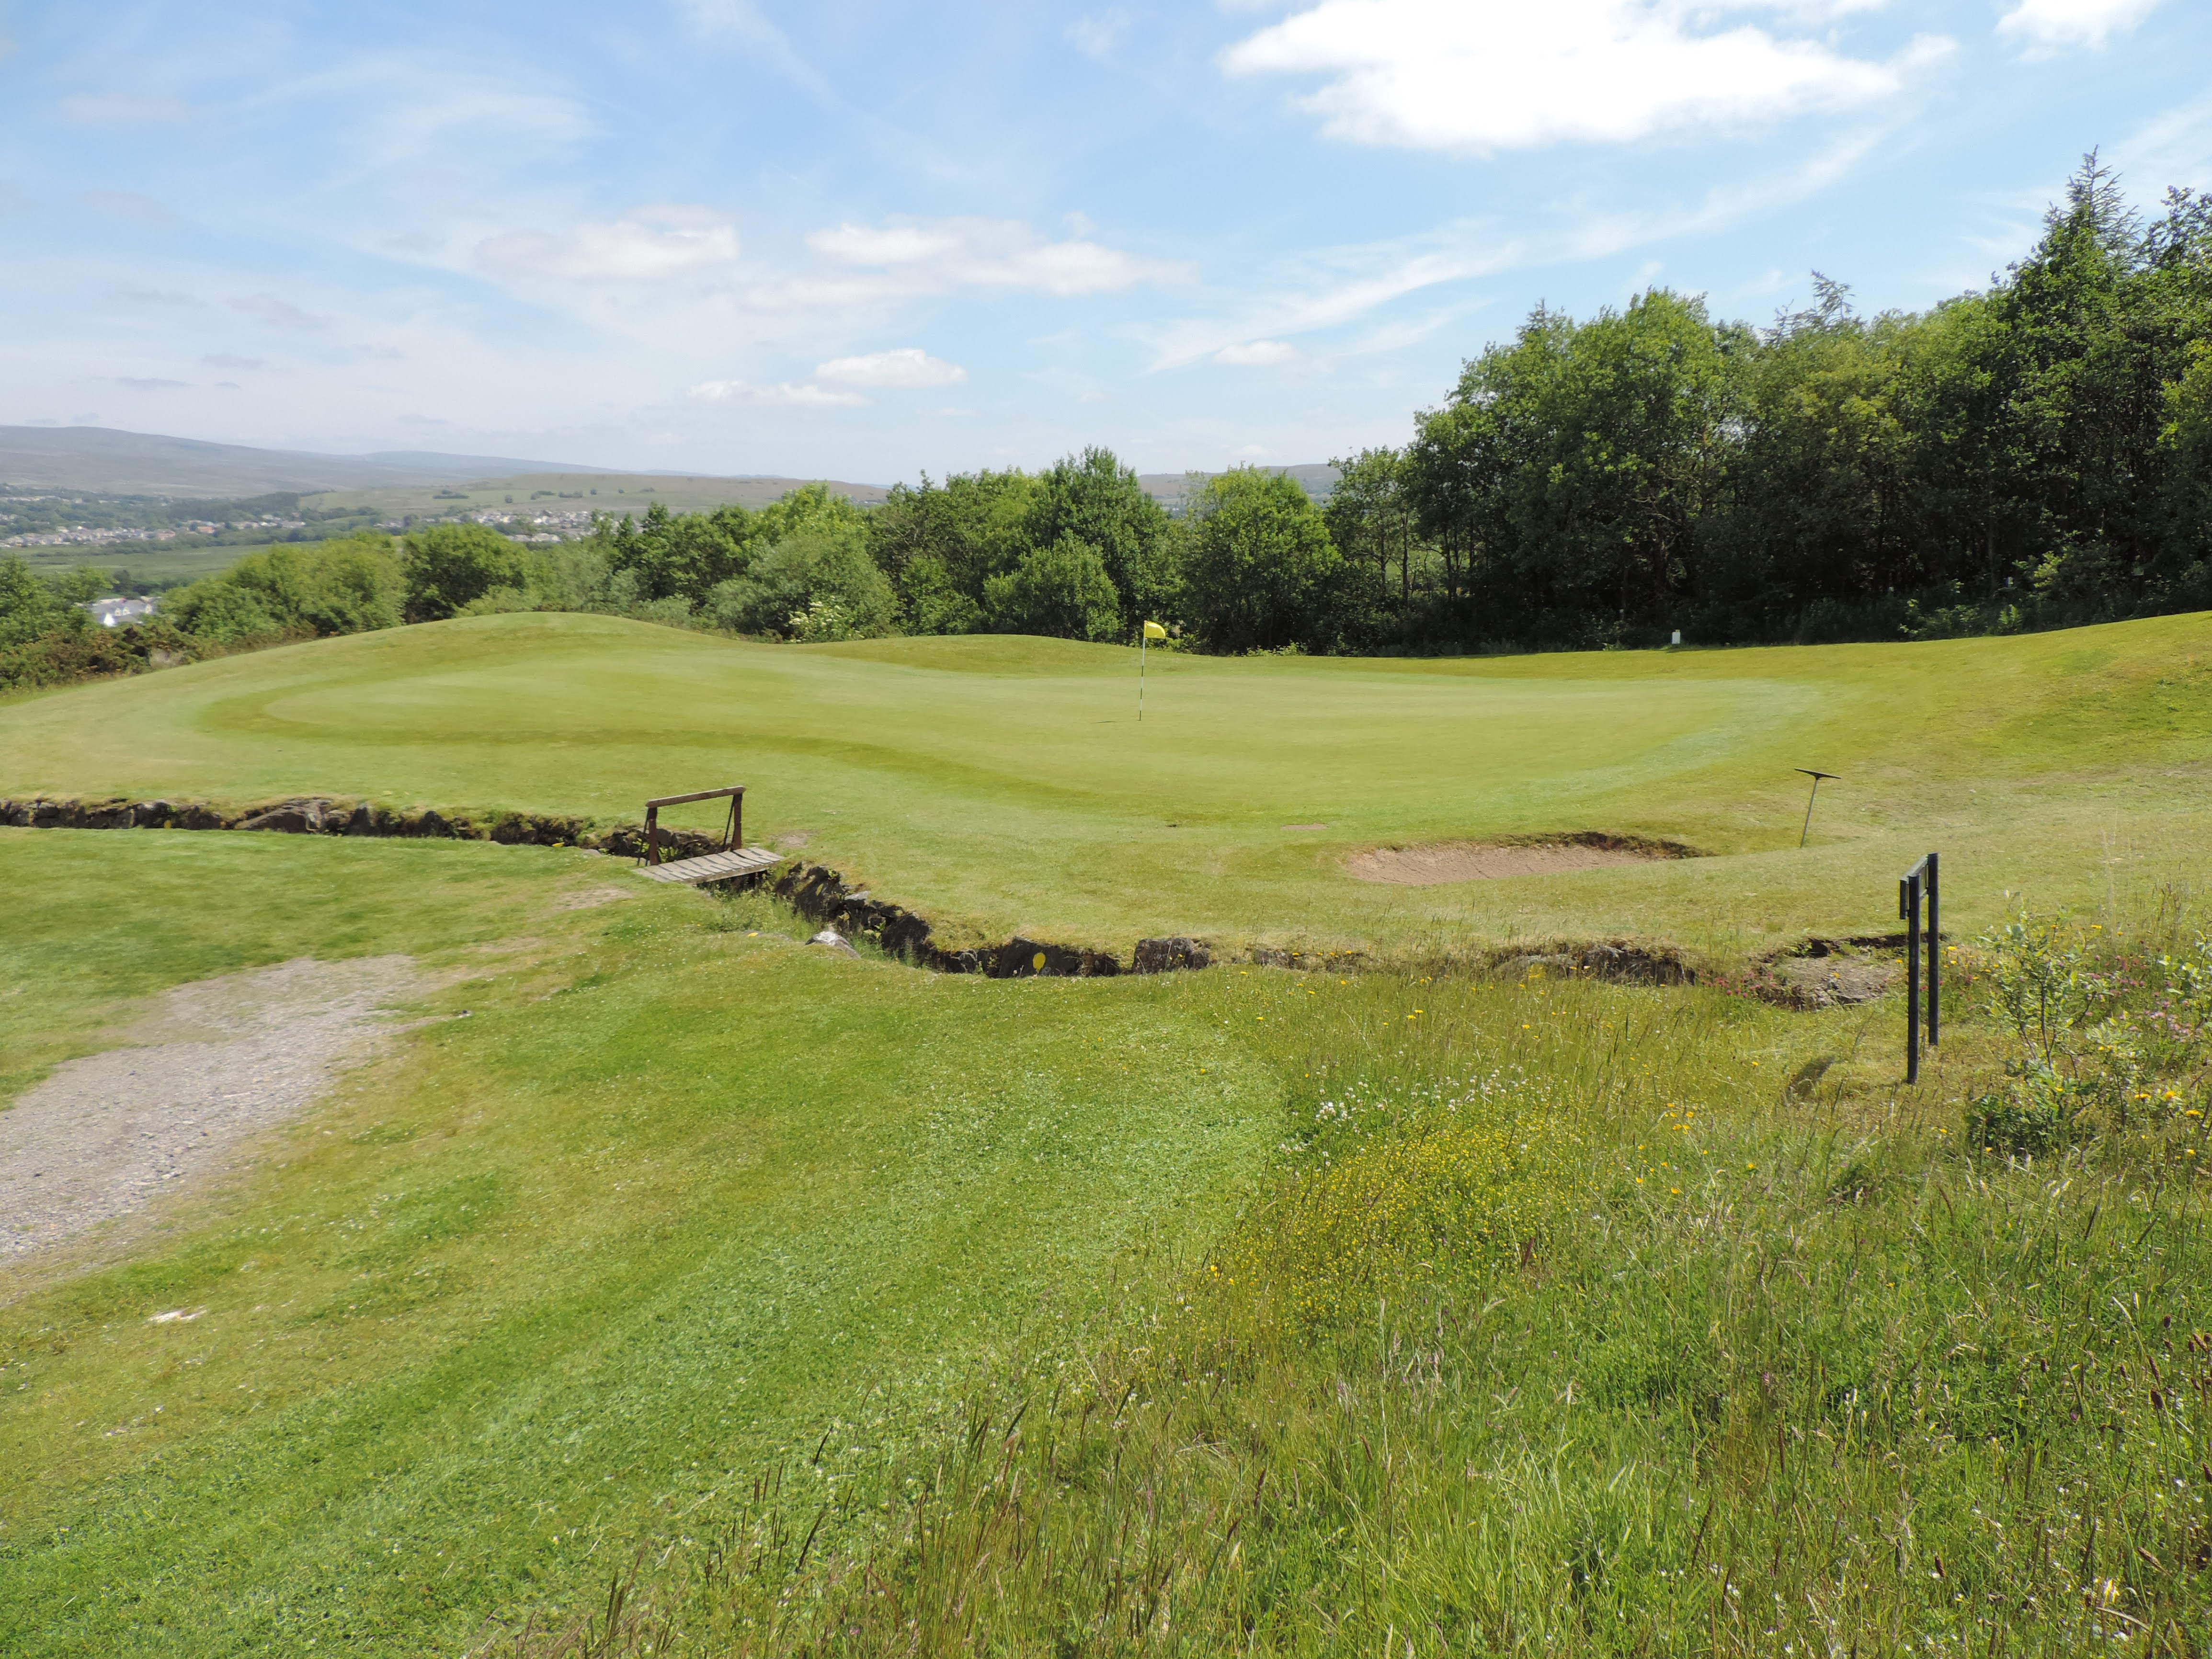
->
[1142, 621, 1167, 640]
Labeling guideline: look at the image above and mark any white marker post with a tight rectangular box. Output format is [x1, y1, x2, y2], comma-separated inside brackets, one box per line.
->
[1139, 621, 1166, 720]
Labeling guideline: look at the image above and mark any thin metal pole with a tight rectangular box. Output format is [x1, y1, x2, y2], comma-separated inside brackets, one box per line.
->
[1902, 873, 1921, 1083]
[1138, 633, 1147, 722]
[1926, 851, 1939, 1047]
[1800, 776, 1822, 848]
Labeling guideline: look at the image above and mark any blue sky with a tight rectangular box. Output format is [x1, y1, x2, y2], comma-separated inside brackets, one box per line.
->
[1, 0, 2205, 482]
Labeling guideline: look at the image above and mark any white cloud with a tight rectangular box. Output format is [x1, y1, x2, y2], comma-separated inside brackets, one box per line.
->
[1221, 0, 1947, 154]
[814, 347, 967, 387]
[109, 285, 202, 307]
[675, 0, 837, 100]
[2116, 96, 2212, 190]
[233, 294, 329, 330]
[1213, 339, 1301, 365]
[61, 93, 193, 125]
[79, 190, 178, 227]
[478, 205, 740, 283]
[1997, 0, 2164, 53]
[1067, 9, 1131, 60]
[1143, 125, 1887, 369]
[775, 216, 1186, 305]
[689, 379, 868, 408]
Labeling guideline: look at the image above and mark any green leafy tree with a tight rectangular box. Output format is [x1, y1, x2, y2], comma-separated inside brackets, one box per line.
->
[870, 469, 1039, 633]
[1179, 469, 1357, 653]
[168, 534, 404, 639]
[1325, 447, 1420, 607]
[1429, 290, 1744, 646]
[400, 525, 530, 623]
[599, 501, 753, 607]
[709, 518, 896, 639]
[0, 555, 67, 648]
[1022, 448, 1176, 636]
[982, 535, 1122, 641]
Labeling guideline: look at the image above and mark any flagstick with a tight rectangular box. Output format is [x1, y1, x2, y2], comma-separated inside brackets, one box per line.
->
[1139, 631, 1147, 722]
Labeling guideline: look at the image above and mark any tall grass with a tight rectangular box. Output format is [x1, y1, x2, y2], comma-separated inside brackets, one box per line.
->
[517, 921, 2212, 1657]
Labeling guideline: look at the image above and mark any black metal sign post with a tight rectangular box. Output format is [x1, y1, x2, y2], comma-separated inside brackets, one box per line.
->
[1900, 851, 1939, 1082]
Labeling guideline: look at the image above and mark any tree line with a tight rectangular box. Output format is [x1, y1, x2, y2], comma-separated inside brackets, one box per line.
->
[5, 158, 2208, 691]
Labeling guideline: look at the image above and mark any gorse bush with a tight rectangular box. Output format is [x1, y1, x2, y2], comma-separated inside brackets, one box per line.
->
[1966, 907, 2212, 1159]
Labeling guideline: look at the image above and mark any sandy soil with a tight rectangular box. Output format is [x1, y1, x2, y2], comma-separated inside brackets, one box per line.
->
[0, 956, 426, 1260]
[1346, 841, 1668, 886]
[1762, 953, 1899, 1007]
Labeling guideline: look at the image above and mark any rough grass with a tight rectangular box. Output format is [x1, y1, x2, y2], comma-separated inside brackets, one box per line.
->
[535, 943, 2212, 1658]
[2, 611, 2209, 958]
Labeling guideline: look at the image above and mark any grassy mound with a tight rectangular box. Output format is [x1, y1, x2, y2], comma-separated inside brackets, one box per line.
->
[2, 612, 2210, 958]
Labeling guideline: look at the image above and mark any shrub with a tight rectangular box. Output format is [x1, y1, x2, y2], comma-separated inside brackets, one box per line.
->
[1179, 468, 1360, 653]
[166, 534, 403, 640]
[707, 521, 896, 638]
[400, 524, 529, 622]
[981, 534, 1122, 641]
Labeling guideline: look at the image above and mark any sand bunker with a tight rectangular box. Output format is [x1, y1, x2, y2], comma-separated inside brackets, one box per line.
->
[0, 956, 426, 1260]
[1347, 840, 1673, 886]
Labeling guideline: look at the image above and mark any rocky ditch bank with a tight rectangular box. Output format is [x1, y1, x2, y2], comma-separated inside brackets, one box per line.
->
[2, 793, 1707, 989]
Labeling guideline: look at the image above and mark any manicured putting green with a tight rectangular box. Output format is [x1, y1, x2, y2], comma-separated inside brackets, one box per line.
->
[3, 612, 2209, 957]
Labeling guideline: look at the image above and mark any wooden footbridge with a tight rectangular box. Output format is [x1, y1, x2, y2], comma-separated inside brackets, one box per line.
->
[633, 785, 788, 886]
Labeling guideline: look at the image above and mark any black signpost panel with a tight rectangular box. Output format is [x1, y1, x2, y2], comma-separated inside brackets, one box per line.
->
[1899, 852, 1939, 1082]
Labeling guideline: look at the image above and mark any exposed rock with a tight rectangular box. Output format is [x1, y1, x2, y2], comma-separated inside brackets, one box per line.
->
[1753, 950, 1900, 1009]
[77, 797, 139, 830]
[1576, 943, 1694, 985]
[235, 796, 341, 834]
[1488, 940, 1696, 986]
[989, 936, 1119, 978]
[808, 929, 860, 958]
[1249, 945, 1369, 972]
[1134, 936, 1210, 973]
[767, 860, 1122, 977]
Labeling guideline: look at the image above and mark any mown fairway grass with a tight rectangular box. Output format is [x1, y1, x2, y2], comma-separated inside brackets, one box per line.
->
[0, 830, 1279, 1656]
[2, 611, 2209, 959]
[6, 618, 2212, 1654]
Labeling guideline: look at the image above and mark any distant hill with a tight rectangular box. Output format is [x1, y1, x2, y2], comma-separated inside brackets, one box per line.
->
[0, 427, 628, 497]
[1138, 463, 1339, 511]
[0, 427, 891, 507]
[0, 425, 1326, 512]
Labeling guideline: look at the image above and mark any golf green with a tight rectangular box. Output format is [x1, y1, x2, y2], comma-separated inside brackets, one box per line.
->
[3, 611, 2208, 958]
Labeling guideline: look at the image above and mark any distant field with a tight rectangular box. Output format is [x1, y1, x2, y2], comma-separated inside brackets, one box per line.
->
[3, 612, 2208, 961]
[302, 471, 890, 521]
[13, 539, 289, 590]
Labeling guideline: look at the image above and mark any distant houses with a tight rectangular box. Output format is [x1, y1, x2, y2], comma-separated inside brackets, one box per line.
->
[84, 595, 159, 628]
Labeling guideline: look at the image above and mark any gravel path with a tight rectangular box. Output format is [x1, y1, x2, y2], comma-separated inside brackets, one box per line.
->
[0, 956, 427, 1259]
